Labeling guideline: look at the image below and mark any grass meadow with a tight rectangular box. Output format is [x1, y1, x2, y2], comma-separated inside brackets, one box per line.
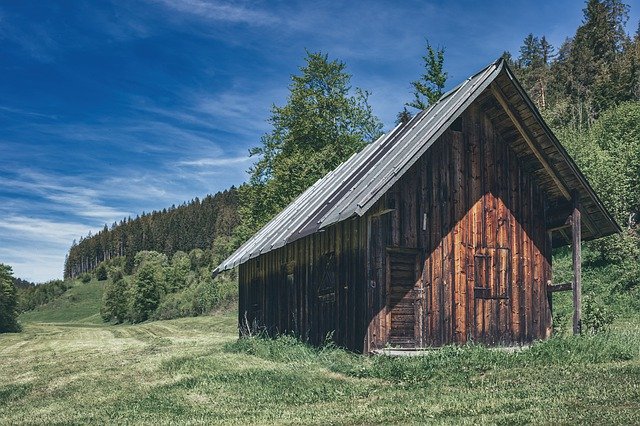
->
[1, 278, 639, 424]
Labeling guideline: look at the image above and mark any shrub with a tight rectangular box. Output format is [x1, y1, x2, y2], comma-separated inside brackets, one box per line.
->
[582, 294, 615, 334]
[80, 273, 92, 284]
[17, 279, 71, 312]
[95, 263, 108, 281]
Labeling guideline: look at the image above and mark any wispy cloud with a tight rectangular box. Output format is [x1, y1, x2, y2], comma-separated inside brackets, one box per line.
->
[0, 216, 92, 245]
[0, 170, 131, 221]
[153, 0, 280, 26]
[0, 105, 59, 120]
[0, 216, 91, 283]
[178, 156, 251, 167]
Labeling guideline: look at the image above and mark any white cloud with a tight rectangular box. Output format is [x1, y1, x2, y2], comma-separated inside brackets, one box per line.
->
[0, 217, 93, 282]
[0, 171, 131, 221]
[0, 216, 91, 244]
[178, 156, 251, 167]
[153, 0, 279, 26]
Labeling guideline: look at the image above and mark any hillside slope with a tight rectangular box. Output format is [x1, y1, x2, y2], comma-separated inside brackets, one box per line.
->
[19, 279, 105, 325]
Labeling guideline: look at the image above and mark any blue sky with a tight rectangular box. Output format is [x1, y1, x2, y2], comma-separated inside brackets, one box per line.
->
[1, 1, 638, 282]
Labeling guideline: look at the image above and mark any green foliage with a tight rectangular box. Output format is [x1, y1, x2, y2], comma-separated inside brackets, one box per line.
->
[80, 273, 92, 284]
[99, 248, 237, 323]
[100, 275, 129, 323]
[545, 0, 633, 127]
[406, 40, 448, 111]
[165, 251, 190, 293]
[582, 294, 616, 333]
[0, 264, 20, 333]
[240, 51, 383, 237]
[130, 262, 165, 323]
[65, 188, 240, 279]
[153, 271, 237, 321]
[555, 101, 640, 278]
[134, 250, 168, 271]
[17, 279, 72, 312]
[95, 263, 108, 281]
[588, 101, 640, 225]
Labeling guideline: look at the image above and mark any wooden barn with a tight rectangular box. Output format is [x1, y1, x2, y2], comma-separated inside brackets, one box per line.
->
[213, 58, 620, 353]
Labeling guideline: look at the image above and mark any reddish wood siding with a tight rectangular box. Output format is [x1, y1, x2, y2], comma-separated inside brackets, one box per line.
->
[238, 101, 553, 353]
[365, 103, 552, 350]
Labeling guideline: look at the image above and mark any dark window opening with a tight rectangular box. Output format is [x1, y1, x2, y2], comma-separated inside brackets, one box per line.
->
[318, 251, 336, 295]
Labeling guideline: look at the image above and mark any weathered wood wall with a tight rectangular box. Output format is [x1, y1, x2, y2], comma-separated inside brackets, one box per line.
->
[238, 217, 370, 352]
[238, 100, 553, 353]
[365, 102, 552, 351]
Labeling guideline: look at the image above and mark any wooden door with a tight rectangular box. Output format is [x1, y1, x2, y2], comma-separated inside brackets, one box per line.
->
[386, 248, 422, 348]
[472, 247, 511, 344]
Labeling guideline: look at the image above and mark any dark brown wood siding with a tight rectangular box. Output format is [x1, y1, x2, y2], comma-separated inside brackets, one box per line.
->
[238, 100, 553, 353]
[239, 216, 369, 352]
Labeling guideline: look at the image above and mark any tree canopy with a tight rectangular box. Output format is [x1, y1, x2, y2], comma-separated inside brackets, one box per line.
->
[239, 51, 383, 237]
[406, 40, 448, 112]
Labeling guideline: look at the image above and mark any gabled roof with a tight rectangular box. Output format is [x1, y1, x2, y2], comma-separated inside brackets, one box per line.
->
[214, 58, 620, 273]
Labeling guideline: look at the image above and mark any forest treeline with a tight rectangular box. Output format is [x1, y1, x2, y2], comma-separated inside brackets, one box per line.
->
[64, 187, 240, 278]
[24, 0, 635, 329]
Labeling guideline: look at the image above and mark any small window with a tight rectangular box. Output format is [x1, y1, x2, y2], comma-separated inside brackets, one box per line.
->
[473, 248, 510, 299]
[450, 116, 463, 132]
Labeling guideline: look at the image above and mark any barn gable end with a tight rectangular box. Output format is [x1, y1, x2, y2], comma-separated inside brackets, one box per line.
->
[217, 58, 620, 353]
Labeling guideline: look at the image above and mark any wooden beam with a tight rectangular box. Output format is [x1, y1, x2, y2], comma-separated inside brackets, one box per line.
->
[490, 83, 571, 200]
[547, 223, 571, 233]
[547, 282, 573, 293]
[572, 192, 582, 335]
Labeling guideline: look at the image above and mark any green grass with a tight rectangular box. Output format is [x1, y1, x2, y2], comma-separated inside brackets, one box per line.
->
[0, 314, 638, 423]
[1, 260, 639, 424]
[18, 278, 105, 324]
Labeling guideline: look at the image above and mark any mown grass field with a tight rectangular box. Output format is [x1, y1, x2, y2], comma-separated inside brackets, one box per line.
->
[1, 279, 640, 424]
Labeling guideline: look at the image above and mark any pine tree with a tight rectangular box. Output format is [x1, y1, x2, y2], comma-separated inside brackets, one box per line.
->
[568, 0, 630, 119]
[0, 264, 20, 333]
[517, 34, 553, 109]
[395, 107, 412, 125]
[406, 40, 448, 111]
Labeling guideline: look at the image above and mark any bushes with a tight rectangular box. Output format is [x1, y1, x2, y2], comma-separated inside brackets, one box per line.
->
[18, 279, 72, 312]
[95, 263, 108, 281]
[130, 263, 163, 322]
[101, 248, 238, 324]
[582, 294, 615, 334]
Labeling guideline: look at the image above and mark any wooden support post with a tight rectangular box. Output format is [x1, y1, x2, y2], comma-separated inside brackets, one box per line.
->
[571, 192, 582, 335]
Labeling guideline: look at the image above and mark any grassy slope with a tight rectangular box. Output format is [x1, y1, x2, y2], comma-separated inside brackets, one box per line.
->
[1, 269, 639, 424]
[18, 279, 105, 325]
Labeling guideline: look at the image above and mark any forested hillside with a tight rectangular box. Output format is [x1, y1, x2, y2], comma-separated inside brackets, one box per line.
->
[64, 187, 240, 278]
[498, 0, 640, 293]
